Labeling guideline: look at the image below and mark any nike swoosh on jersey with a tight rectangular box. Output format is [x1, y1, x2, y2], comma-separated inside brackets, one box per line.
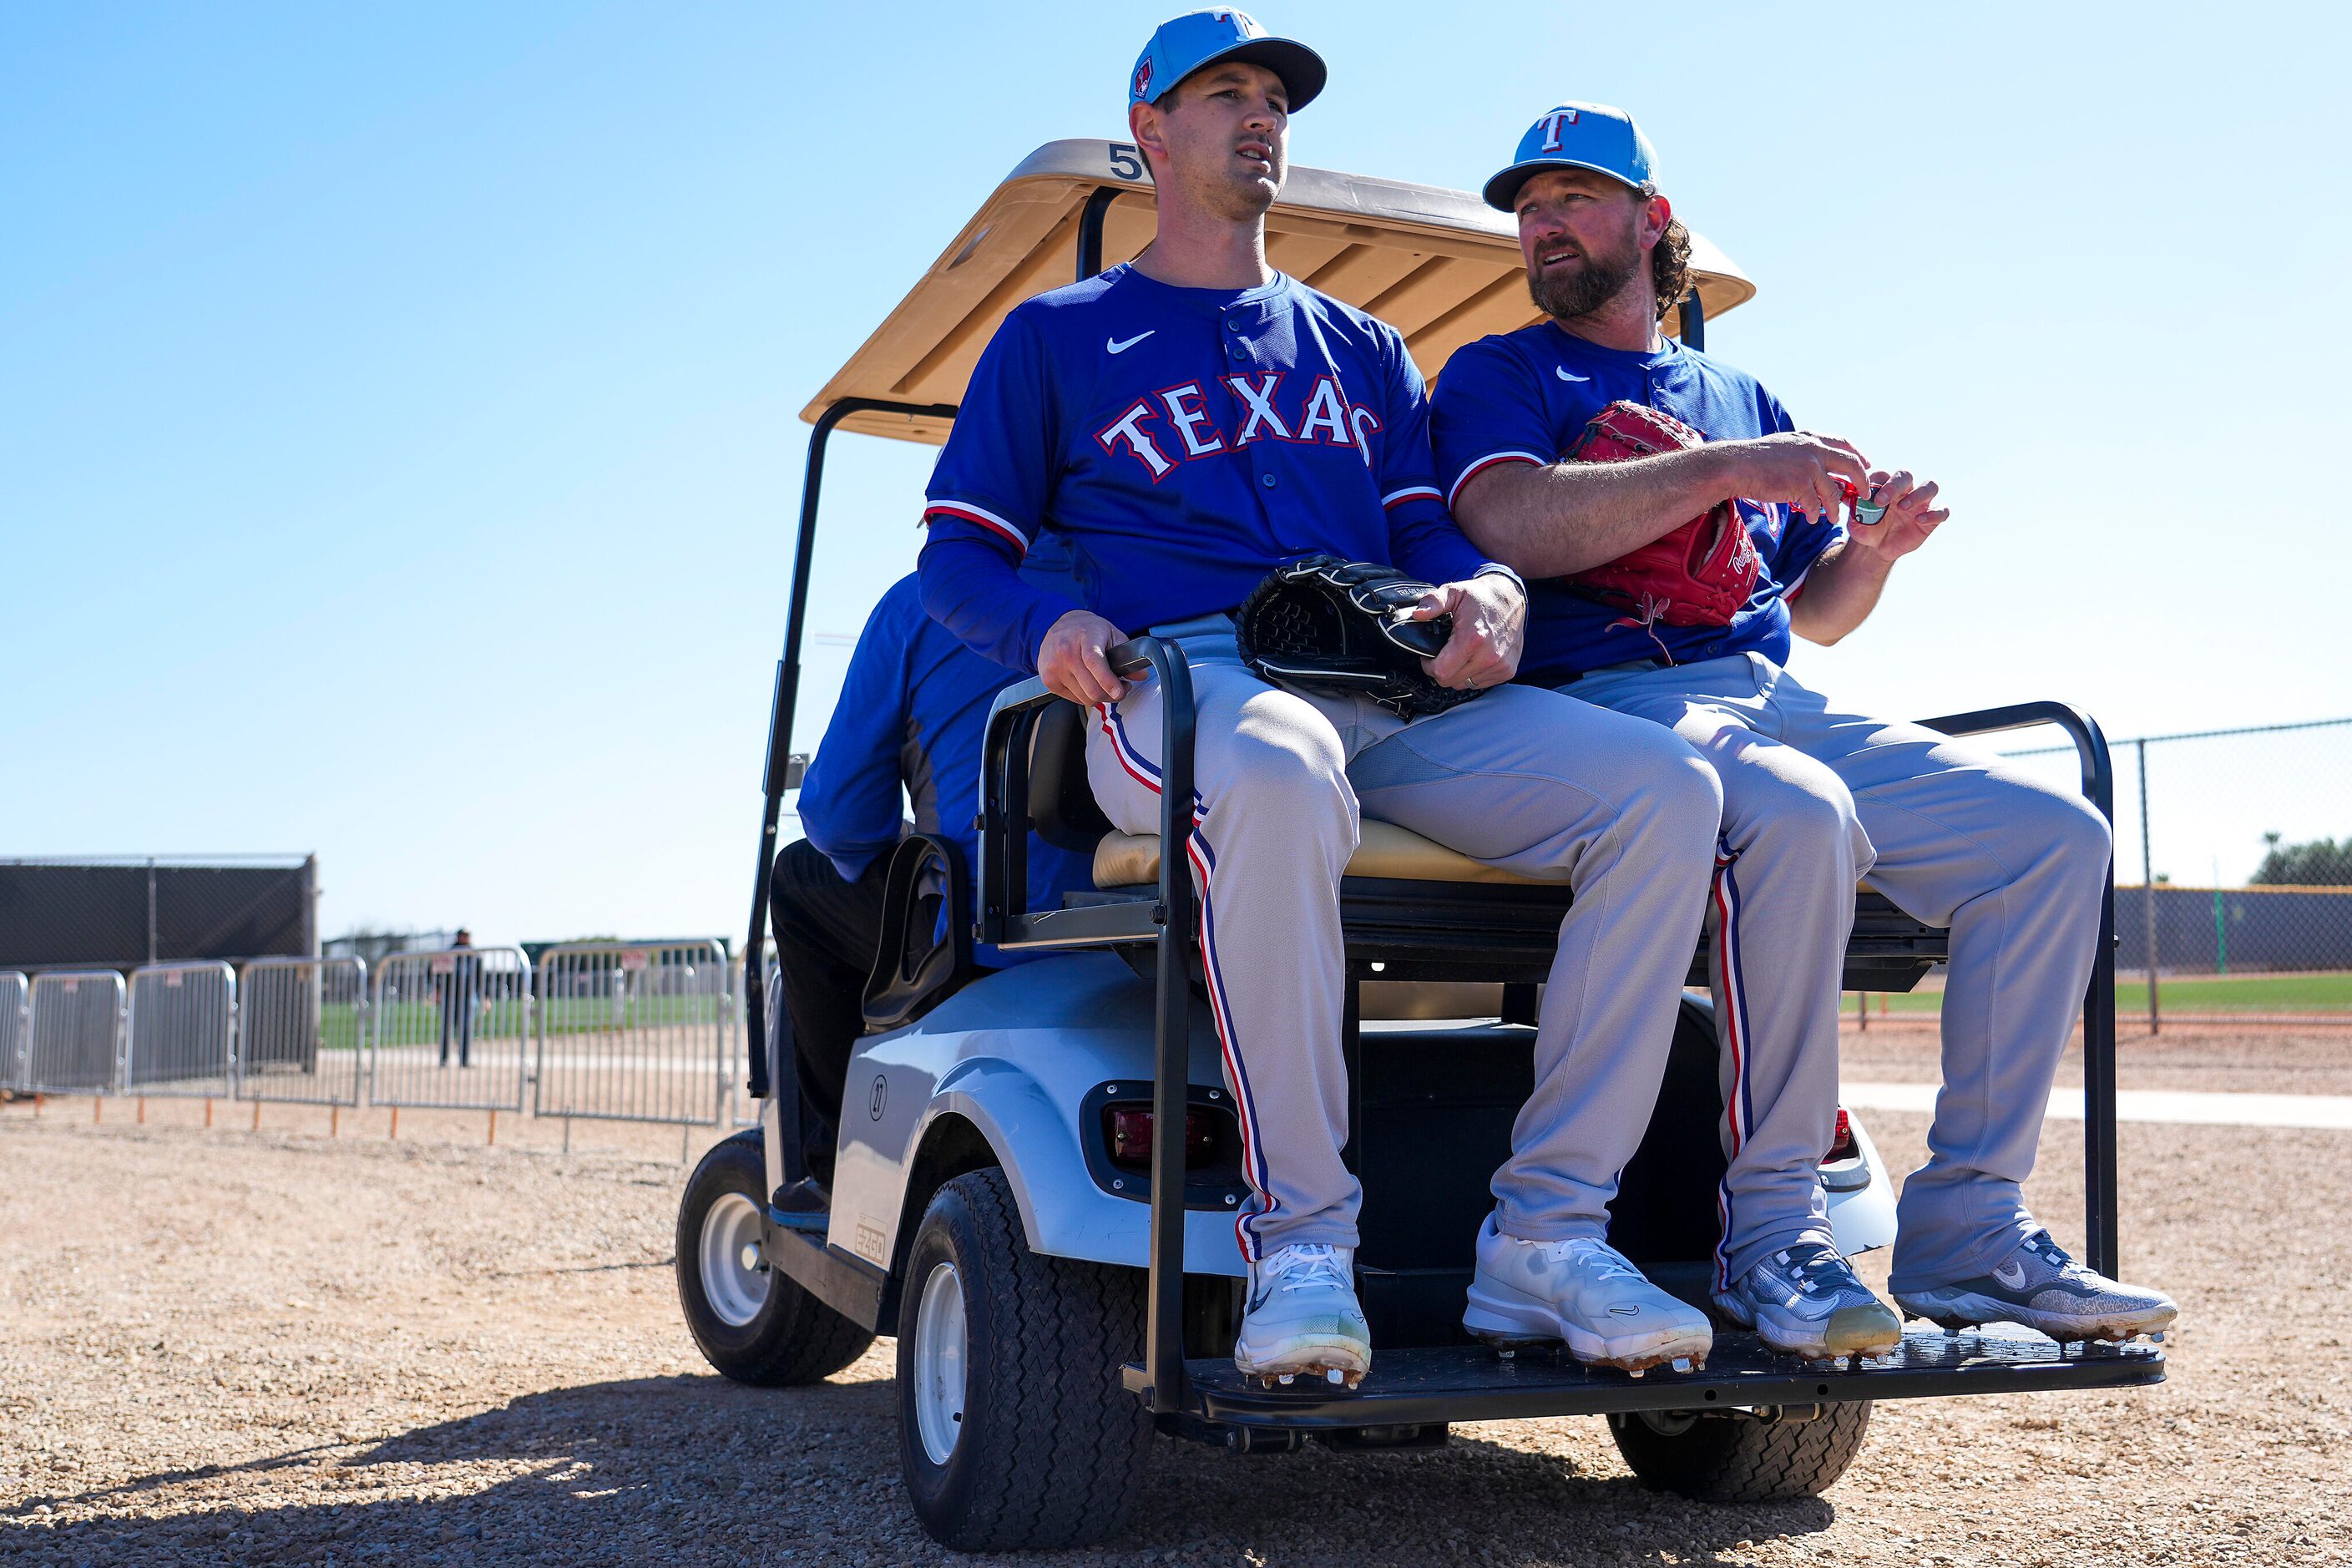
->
[1107, 331, 1156, 354]
[1555, 365, 1590, 382]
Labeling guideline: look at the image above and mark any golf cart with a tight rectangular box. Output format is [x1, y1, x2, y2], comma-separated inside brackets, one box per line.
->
[677, 140, 2162, 1552]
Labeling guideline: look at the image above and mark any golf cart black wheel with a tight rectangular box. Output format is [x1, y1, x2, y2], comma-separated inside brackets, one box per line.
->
[675, 1130, 873, 1386]
[1608, 1400, 1872, 1503]
[897, 1167, 1155, 1552]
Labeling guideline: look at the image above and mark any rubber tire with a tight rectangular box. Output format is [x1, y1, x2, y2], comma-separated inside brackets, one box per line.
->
[1608, 1401, 1873, 1503]
[897, 1168, 1156, 1551]
[675, 1130, 873, 1386]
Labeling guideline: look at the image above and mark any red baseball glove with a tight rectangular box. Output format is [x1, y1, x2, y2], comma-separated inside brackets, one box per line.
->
[1560, 401, 1760, 635]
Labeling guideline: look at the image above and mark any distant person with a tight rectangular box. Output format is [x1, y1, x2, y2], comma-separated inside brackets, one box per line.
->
[1434, 102, 2174, 1348]
[436, 928, 478, 1069]
[768, 573, 1093, 1226]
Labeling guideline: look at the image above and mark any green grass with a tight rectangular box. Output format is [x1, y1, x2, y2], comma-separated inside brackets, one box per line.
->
[366, 999, 534, 1042]
[272, 996, 729, 1051]
[534, 995, 725, 1034]
[364, 995, 722, 1040]
[242, 1004, 368, 1054]
[1866, 971, 2352, 1014]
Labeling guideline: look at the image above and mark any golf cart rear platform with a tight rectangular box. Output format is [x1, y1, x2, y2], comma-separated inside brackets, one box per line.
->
[1170, 1330, 2162, 1430]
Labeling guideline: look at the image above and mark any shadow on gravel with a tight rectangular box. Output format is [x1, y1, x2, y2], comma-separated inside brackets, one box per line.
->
[4, 1373, 1835, 1565]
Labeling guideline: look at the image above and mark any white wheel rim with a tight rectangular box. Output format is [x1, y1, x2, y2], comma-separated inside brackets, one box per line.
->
[911, 1261, 969, 1465]
[700, 1191, 770, 1328]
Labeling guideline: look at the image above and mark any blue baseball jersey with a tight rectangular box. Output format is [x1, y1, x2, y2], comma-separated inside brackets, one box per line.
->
[797, 574, 1092, 967]
[1430, 322, 1844, 685]
[918, 264, 1505, 672]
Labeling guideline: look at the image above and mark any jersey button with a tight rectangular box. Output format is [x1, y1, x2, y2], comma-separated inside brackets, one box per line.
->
[1260, 473, 1278, 489]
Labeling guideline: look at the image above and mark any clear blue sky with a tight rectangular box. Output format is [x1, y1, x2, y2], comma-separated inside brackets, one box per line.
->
[4, 2, 2344, 945]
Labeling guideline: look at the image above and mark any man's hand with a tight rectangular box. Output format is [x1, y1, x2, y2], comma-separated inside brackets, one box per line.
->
[1841, 468, 1948, 562]
[1038, 608, 1133, 706]
[1718, 430, 1874, 523]
[1413, 573, 1525, 691]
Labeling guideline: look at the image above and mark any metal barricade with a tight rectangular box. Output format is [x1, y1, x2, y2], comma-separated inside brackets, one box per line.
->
[731, 943, 776, 1128]
[0, 972, 28, 1090]
[125, 961, 237, 1097]
[367, 946, 530, 1112]
[236, 956, 367, 1106]
[25, 970, 125, 1094]
[535, 939, 730, 1128]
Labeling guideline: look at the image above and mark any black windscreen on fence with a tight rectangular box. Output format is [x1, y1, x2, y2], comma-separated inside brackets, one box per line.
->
[0, 858, 316, 971]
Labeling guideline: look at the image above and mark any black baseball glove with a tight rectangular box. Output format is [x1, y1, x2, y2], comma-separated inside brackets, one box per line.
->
[1233, 554, 1485, 718]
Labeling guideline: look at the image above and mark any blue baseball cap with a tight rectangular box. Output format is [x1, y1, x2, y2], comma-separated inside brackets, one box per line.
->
[1482, 102, 1657, 211]
[1129, 9, 1326, 114]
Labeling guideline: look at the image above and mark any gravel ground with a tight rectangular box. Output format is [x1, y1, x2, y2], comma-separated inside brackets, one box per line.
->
[1839, 1019, 2352, 1096]
[4, 1059, 2349, 1567]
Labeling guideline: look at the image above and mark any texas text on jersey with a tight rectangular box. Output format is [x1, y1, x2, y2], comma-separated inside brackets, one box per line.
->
[917, 261, 1497, 673]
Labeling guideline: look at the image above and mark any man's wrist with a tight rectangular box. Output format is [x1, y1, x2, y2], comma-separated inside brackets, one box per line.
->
[1844, 533, 1898, 572]
[1471, 563, 1526, 597]
[1696, 442, 1748, 504]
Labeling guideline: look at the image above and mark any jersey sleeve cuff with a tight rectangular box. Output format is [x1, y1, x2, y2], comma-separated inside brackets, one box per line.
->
[1473, 563, 1526, 595]
[1444, 451, 1547, 509]
[922, 499, 1032, 554]
[1380, 484, 1443, 510]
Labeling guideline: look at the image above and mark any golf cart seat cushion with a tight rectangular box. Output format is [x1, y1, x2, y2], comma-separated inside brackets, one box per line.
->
[1092, 819, 1574, 890]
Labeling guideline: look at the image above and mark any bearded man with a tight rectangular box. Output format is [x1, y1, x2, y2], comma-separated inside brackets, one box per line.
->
[1430, 103, 2176, 1353]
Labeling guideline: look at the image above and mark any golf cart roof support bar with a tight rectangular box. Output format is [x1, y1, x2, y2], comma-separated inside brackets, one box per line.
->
[1103, 637, 1201, 1417]
[1919, 700, 2119, 1280]
[1677, 288, 1705, 352]
[1076, 185, 1118, 281]
[743, 394, 960, 1104]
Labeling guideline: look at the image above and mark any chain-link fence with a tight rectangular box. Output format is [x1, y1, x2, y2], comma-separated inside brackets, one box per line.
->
[237, 956, 367, 1107]
[534, 940, 731, 1130]
[1869, 714, 2352, 1027]
[125, 961, 237, 1097]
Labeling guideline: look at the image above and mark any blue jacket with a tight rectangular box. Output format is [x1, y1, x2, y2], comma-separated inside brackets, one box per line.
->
[796, 574, 1093, 966]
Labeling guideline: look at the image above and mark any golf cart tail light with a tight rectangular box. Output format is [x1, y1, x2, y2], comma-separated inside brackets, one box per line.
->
[1107, 1106, 1222, 1170]
[1110, 1107, 1153, 1166]
[1184, 1109, 1221, 1166]
[1823, 1107, 1857, 1164]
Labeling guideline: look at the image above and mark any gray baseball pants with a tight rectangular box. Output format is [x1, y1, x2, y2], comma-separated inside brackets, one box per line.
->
[1568, 652, 2112, 1292]
[1086, 629, 1722, 1263]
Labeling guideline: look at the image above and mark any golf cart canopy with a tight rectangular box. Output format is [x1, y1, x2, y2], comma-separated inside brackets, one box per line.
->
[802, 139, 1756, 447]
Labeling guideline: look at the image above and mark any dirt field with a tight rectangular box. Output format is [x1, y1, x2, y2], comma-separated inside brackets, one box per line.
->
[1840, 1018, 2352, 1097]
[4, 1041, 2348, 1568]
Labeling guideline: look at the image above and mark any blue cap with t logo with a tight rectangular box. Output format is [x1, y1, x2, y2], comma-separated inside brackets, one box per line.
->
[1482, 102, 1657, 211]
[1129, 8, 1327, 113]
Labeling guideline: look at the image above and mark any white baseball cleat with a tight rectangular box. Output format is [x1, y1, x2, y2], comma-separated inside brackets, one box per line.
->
[1462, 1215, 1712, 1374]
[1232, 1242, 1371, 1389]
